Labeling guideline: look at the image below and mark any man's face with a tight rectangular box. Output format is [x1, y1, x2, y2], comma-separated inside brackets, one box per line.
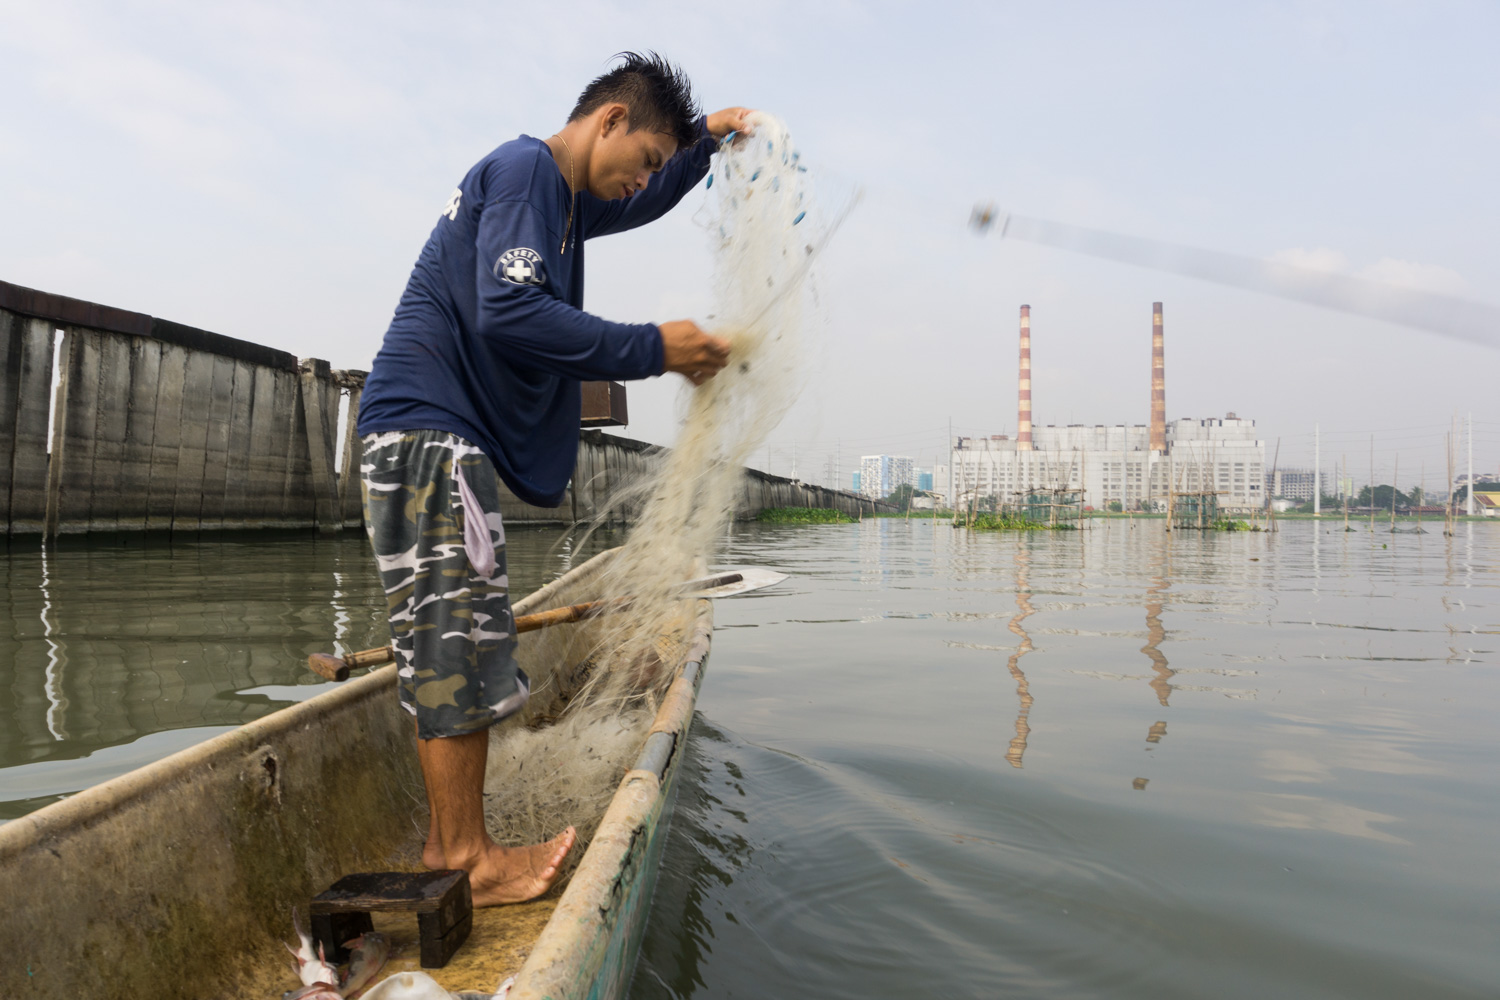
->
[590, 110, 678, 201]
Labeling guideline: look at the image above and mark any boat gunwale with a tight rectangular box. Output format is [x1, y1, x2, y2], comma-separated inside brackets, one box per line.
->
[510, 598, 714, 1000]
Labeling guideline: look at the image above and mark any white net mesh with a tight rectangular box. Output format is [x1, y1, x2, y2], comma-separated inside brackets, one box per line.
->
[484, 112, 856, 858]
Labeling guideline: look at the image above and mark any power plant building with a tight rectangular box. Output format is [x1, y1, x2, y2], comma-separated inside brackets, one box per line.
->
[933, 303, 1266, 511]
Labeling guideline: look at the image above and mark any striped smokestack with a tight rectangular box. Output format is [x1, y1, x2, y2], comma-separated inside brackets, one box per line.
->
[1018, 305, 1033, 451]
[1150, 301, 1166, 452]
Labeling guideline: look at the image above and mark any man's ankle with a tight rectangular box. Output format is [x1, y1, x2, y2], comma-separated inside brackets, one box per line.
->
[441, 841, 490, 871]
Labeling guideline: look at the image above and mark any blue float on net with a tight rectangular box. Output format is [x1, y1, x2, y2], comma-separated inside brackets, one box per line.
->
[751, 169, 761, 181]
[793, 211, 806, 225]
[771, 177, 780, 192]
[706, 174, 713, 188]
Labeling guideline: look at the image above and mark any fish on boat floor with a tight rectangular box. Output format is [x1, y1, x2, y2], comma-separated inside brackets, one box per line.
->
[226, 840, 559, 998]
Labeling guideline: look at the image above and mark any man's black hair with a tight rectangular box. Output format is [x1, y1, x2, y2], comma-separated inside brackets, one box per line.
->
[569, 51, 701, 151]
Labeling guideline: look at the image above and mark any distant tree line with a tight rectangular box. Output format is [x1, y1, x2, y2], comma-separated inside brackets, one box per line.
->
[1291, 482, 1499, 514]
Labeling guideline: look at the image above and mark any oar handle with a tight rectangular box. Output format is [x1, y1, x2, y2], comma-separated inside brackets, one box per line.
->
[306, 572, 752, 682]
[306, 598, 617, 681]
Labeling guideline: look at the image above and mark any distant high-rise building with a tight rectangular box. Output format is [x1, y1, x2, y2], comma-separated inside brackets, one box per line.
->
[917, 469, 933, 491]
[852, 471, 861, 492]
[860, 455, 914, 499]
[1266, 468, 1337, 501]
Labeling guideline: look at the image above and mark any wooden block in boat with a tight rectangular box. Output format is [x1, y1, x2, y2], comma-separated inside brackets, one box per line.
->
[311, 870, 468, 912]
[419, 907, 473, 968]
[311, 870, 472, 968]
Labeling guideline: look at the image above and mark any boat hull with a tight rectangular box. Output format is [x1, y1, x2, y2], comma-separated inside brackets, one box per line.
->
[512, 618, 710, 1000]
[0, 549, 710, 1000]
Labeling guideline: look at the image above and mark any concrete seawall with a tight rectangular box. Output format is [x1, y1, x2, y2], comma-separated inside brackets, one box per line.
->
[1, 281, 362, 536]
[2, 280, 888, 536]
[531, 429, 888, 525]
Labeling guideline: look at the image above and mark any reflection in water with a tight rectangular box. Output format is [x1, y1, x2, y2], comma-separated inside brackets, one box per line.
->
[39, 546, 68, 741]
[0, 536, 390, 817]
[1141, 541, 1174, 710]
[1004, 543, 1035, 768]
[632, 720, 753, 998]
[631, 520, 1500, 1000]
[0, 529, 616, 820]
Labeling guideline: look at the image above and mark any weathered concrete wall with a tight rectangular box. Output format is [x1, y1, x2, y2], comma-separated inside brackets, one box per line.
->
[2, 279, 890, 536]
[0, 311, 55, 534]
[498, 429, 893, 524]
[1, 281, 365, 536]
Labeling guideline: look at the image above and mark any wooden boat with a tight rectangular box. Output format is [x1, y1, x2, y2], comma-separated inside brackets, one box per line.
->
[0, 548, 713, 999]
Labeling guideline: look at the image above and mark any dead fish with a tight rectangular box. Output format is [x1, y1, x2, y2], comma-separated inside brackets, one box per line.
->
[361, 969, 514, 1000]
[338, 931, 389, 997]
[360, 972, 450, 999]
[285, 984, 343, 1000]
[285, 907, 339, 988]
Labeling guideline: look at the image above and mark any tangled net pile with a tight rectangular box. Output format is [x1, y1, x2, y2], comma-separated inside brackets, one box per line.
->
[479, 112, 856, 859]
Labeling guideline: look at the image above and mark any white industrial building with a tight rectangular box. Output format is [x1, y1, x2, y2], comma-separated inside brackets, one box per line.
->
[934, 416, 1265, 511]
[931, 303, 1266, 512]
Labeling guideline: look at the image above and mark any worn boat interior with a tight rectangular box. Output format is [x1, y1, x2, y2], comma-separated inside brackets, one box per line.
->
[0, 549, 713, 1000]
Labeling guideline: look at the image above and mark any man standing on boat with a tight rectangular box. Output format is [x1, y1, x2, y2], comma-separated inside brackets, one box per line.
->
[355, 53, 747, 907]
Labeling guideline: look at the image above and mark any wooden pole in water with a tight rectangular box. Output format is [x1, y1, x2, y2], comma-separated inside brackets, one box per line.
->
[1343, 454, 1350, 532]
[1369, 435, 1376, 532]
[1268, 437, 1280, 533]
[1391, 454, 1399, 532]
[1417, 459, 1424, 529]
[1165, 459, 1174, 533]
[1445, 430, 1455, 537]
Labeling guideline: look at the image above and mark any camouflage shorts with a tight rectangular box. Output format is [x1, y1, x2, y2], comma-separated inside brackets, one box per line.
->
[361, 430, 527, 739]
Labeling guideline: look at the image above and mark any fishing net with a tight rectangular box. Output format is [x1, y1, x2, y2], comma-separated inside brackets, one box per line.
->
[483, 112, 856, 857]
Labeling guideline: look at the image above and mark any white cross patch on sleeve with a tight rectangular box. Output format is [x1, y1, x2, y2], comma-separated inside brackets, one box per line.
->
[494, 247, 545, 286]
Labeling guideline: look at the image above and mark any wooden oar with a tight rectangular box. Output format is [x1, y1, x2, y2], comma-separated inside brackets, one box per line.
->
[307, 568, 786, 682]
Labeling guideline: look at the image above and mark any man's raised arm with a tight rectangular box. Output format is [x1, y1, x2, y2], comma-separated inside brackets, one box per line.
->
[582, 107, 756, 238]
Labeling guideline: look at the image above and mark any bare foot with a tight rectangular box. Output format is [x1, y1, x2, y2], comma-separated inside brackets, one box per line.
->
[459, 827, 577, 907]
[422, 812, 446, 870]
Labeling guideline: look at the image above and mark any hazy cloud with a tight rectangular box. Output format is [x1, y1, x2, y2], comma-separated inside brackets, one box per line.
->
[1271, 247, 1468, 295]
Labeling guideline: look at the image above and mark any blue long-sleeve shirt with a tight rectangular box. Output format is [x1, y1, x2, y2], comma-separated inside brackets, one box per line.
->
[357, 118, 716, 507]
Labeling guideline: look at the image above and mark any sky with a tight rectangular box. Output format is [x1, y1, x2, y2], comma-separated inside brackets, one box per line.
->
[3, 0, 1497, 492]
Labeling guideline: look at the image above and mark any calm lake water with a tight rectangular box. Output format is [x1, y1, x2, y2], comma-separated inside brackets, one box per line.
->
[2, 519, 1496, 998]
